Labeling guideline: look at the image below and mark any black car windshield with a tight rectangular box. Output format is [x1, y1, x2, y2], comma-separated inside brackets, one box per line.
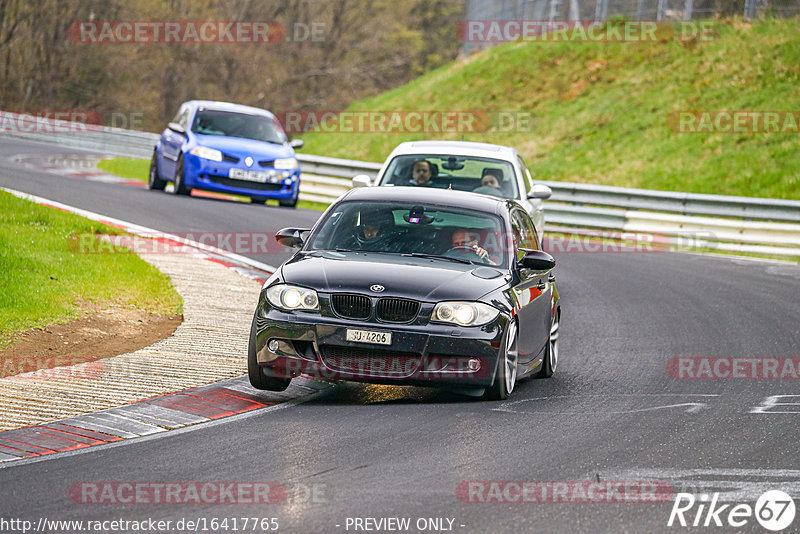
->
[191, 109, 287, 144]
[307, 201, 508, 268]
[379, 155, 518, 199]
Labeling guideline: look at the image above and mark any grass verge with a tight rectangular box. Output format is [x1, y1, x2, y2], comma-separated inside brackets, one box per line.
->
[0, 190, 183, 348]
[97, 157, 149, 182]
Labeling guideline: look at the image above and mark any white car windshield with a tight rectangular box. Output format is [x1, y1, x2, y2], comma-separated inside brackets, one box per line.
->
[379, 155, 518, 199]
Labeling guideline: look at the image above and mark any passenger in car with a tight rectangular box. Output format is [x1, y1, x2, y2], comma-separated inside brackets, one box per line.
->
[472, 169, 505, 198]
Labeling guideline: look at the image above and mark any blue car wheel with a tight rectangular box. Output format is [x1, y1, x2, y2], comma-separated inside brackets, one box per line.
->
[172, 154, 191, 196]
[278, 192, 298, 208]
[148, 150, 166, 191]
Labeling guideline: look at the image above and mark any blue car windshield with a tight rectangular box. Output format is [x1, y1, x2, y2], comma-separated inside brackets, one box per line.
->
[307, 201, 508, 268]
[191, 110, 287, 144]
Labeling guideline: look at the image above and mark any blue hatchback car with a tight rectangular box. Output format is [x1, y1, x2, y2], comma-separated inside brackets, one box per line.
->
[149, 100, 303, 207]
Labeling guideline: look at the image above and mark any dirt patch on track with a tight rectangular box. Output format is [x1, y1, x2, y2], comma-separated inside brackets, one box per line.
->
[0, 305, 182, 378]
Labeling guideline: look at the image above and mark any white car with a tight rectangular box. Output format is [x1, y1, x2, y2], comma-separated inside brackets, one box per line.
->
[352, 140, 552, 242]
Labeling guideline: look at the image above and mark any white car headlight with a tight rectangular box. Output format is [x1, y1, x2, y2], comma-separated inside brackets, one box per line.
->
[431, 301, 500, 327]
[190, 146, 223, 162]
[266, 284, 319, 311]
[273, 157, 298, 170]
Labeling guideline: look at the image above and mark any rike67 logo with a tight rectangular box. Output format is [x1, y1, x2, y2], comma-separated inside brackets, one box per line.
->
[668, 490, 796, 531]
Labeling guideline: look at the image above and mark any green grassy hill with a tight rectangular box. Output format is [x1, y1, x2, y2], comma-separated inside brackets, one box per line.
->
[0, 191, 182, 346]
[299, 18, 800, 200]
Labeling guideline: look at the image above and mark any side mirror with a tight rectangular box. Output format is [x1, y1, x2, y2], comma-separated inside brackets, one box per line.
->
[528, 184, 552, 200]
[352, 175, 372, 188]
[275, 227, 310, 249]
[290, 139, 304, 149]
[167, 122, 186, 135]
[517, 250, 555, 277]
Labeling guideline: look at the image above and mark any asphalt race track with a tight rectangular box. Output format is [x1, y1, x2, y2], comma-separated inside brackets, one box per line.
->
[2, 137, 800, 533]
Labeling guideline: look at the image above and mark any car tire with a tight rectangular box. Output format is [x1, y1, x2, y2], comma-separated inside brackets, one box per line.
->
[148, 150, 167, 191]
[247, 315, 291, 391]
[250, 197, 267, 205]
[485, 319, 518, 400]
[172, 155, 191, 196]
[279, 195, 298, 208]
[534, 309, 560, 378]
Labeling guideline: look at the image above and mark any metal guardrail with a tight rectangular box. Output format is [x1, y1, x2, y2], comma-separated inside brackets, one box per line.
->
[0, 118, 159, 159]
[297, 154, 800, 224]
[298, 163, 800, 256]
[539, 181, 800, 223]
[3, 111, 799, 257]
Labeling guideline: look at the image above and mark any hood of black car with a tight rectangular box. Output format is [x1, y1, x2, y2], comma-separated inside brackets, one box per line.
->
[280, 251, 506, 302]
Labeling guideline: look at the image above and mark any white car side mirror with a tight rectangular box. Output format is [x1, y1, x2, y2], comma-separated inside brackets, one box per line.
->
[528, 184, 552, 200]
[352, 175, 372, 188]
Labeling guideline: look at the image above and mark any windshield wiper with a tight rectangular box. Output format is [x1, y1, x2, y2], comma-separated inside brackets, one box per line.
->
[315, 248, 396, 255]
[402, 252, 475, 265]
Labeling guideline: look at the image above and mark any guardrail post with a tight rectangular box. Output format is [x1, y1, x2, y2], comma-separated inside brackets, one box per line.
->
[744, 0, 757, 18]
[656, 0, 667, 20]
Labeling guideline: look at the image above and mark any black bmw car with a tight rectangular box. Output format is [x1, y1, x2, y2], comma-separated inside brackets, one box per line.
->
[248, 187, 560, 399]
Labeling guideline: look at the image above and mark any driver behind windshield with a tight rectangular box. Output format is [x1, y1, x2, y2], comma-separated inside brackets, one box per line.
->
[444, 229, 496, 265]
[408, 160, 435, 186]
[337, 208, 398, 252]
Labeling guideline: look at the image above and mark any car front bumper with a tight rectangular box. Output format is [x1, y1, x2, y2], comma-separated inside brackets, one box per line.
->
[185, 153, 299, 200]
[252, 301, 508, 388]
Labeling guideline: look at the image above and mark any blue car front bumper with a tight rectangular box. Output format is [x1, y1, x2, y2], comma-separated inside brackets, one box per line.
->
[184, 152, 299, 200]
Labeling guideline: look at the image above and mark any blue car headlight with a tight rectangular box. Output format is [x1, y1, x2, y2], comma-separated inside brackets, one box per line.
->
[274, 157, 298, 170]
[266, 284, 319, 311]
[431, 301, 499, 327]
[190, 146, 223, 162]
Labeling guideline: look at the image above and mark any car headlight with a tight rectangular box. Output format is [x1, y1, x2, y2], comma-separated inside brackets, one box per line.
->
[189, 146, 223, 162]
[273, 157, 298, 170]
[266, 284, 319, 311]
[431, 301, 500, 327]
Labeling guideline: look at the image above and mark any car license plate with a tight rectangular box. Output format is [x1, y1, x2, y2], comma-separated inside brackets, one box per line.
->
[346, 329, 391, 345]
[229, 168, 268, 183]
